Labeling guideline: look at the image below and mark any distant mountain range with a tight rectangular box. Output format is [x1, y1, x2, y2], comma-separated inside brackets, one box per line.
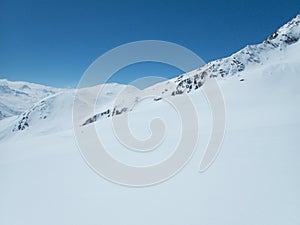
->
[0, 79, 62, 119]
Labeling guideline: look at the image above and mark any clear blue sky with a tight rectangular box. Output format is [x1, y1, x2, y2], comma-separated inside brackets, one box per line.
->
[0, 0, 299, 87]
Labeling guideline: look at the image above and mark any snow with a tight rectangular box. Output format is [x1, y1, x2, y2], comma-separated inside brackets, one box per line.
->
[0, 14, 300, 225]
[0, 79, 62, 119]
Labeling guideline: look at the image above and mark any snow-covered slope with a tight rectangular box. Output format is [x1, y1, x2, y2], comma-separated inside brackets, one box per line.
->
[0, 14, 300, 225]
[151, 14, 300, 92]
[79, 14, 300, 126]
[0, 79, 62, 119]
[0, 82, 137, 140]
[1, 14, 299, 134]
[0, 40, 299, 225]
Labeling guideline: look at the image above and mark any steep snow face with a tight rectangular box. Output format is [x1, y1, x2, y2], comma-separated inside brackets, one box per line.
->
[0, 79, 62, 119]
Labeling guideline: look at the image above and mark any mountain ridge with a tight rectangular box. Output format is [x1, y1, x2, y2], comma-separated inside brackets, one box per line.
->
[80, 14, 300, 126]
[0, 79, 63, 119]
[1, 14, 299, 135]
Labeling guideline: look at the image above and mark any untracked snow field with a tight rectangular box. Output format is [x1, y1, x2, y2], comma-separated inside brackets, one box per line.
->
[1, 27, 300, 225]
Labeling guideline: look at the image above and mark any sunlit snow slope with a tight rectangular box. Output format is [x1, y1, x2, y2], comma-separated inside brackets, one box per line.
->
[0, 14, 299, 225]
[0, 79, 62, 119]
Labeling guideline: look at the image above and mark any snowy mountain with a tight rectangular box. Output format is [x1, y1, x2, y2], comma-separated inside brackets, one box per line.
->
[0, 79, 62, 119]
[1, 14, 300, 137]
[80, 14, 300, 126]
[0, 83, 132, 138]
[0, 14, 300, 225]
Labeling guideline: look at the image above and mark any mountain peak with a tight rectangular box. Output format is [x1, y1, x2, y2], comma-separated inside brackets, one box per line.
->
[69, 14, 300, 127]
[182, 14, 300, 81]
[264, 14, 300, 47]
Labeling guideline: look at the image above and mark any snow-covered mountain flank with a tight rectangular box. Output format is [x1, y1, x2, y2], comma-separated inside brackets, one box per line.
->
[0, 14, 300, 225]
[69, 13, 300, 127]
[0, 79, 62, 119]
[5, 13, 299, 132]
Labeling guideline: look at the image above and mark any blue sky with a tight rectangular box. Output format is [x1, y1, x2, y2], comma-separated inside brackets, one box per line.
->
[0, 0, 299, 87]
